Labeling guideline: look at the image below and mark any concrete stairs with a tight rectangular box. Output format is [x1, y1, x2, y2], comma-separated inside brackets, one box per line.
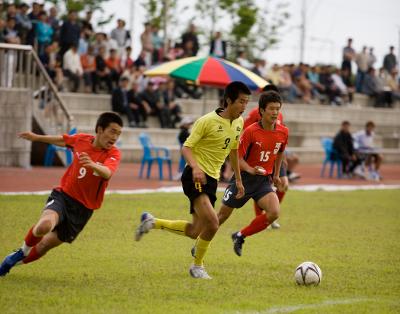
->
[60, 92, 400, 163]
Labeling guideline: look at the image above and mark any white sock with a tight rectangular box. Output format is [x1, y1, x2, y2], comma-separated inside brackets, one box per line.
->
[21, 242, 32, 256]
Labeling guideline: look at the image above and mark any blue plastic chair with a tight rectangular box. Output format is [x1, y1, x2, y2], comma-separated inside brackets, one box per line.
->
[320, 137, 342, 178]
[44, 127, 77, 167]
[138, 133, 172, 180]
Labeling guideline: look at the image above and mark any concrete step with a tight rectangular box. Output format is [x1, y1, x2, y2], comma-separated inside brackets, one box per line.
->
[60, 92, 111, 111]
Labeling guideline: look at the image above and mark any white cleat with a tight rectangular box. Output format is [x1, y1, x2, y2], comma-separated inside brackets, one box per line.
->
[271, 221, 281, 229]
[135, 212, 155, 241]
[189, 264, 212, 279]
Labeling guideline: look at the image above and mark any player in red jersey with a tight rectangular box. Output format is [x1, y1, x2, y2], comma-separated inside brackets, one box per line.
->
[0, 112, 123, 276]
[217, 91, 289, 256]
[244, 84, 288, 229]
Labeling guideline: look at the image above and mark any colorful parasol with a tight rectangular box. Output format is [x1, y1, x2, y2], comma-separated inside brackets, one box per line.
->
[144, 56, 267, 91]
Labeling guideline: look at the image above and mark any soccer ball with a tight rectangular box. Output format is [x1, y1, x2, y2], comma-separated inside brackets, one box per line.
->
[295, 261, 322, 286]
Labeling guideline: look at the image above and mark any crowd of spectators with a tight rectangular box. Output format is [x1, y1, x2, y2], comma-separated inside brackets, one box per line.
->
[1, 2, 399, 128]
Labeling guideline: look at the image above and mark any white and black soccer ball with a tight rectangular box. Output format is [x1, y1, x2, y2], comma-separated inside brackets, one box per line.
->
[295, 261, 322, 286]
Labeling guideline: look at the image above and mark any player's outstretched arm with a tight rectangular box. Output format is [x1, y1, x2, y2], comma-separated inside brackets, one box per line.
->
[79, 152, 112, 179]
[18, 132, 65, 147]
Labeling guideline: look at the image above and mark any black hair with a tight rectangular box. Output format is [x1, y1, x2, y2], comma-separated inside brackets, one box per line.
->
[342, 120, 350, 126]
[95, 112, 123, 133]
[258, 91, 282, 115]
[262, 83, 279, 93]
[222, 81, 251, 108]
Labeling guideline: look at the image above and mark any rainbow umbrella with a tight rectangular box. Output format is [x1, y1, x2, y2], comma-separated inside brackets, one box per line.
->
[144, 56, 267, 91]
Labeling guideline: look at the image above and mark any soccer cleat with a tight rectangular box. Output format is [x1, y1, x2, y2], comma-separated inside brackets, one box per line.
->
[135, 212, 155, 241]
[271, 221, 281, 229]
[231, 232, 245, 257]
[0, 249, 25, 276]
[189, 264, 212, 279]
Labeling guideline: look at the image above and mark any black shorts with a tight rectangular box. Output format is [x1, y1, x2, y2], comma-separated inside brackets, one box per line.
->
[45, 189, 93, 243]
[222, 171, 275, 209]
[181, 166, 218, 214]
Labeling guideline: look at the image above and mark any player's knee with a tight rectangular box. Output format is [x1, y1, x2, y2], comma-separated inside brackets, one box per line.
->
[34, 219, 53, 236]
[268, 206, 280, 222]
[203, 216, 219, 234]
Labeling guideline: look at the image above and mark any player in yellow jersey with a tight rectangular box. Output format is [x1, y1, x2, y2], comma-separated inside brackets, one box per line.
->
[135, 81, 251, 279]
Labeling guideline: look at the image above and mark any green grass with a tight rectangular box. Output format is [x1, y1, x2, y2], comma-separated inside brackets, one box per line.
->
[0, 190, 400, 314]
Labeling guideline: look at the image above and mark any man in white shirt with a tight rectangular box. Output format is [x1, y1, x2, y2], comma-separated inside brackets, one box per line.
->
[353, 121, 383, 180]
[63, 44, 83, 92]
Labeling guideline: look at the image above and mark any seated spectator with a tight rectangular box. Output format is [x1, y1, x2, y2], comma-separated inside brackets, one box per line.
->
[94, 46, 112, 93]
[340, 67, 355, 104]
[319, 65, 341, 105]
[333, 121, 362, 177]
[331, 68, 352, 105]
[111, 77, 136, 127]
[292, 63, 312, 103]
[120, 46, 134, 72]
[278, 64, 298, 103]
[385, 69, 400, 101]
[40, 42, 64, 90]
[353, 121, 383, 181]
[161, 79, 183, 128]
[3, 17, 21, 44]
[236, 50, 253, 70]
[80, 45, 97, 93]
[140, 81, 168, 128]
[362, 67, 392, 107]
[134, 50, 147, 69]
[106, 48, 122, 88]
[35, 11, 53, 57]
[62, 44, 83, 92]
[128, 81, 148, 128]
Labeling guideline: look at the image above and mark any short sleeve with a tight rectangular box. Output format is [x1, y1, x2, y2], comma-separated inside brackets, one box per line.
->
[184, 117, 207, 148]
[63, 134, 78, 148]
[103, 149, 121, 175]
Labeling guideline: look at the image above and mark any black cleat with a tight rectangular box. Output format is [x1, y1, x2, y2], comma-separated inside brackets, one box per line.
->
[231, 232, 245, 256]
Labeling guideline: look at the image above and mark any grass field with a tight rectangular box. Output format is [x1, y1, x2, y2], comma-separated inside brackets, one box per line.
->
[0, 190, 399, 314]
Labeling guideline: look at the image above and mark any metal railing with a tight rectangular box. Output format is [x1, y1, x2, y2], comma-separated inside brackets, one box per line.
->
[0, 43, 73, 135]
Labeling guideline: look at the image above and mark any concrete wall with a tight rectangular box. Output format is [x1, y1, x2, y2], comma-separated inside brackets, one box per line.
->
[0, 88, 32, 167]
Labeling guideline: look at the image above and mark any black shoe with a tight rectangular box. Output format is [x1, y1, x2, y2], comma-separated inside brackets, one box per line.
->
[231, 232, 245, 256]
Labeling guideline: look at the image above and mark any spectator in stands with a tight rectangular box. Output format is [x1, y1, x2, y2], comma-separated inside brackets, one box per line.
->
[386, 69, 400, 101]
[94, 45, 112, 93]
[120, 46, 134, 71]
[110, 19, 131, 57]
[92, 32, 107, 56]
[340, 67, 355, 104]
[59, 10, 80, 62]
[151, 25, 163, 64]
[26, 1, 40, 45]
[293, 63, 312, 103]
[48, 7, 60, 38]
[35, 11, 53, 57]
[80, 45, 96, 93]
[368, 47, 376, 69]
[331, 68, 352, 105]
[383, 46, 397, 74]
[341, 38, 355, 74]
[40, 42, 63, 90]
[80, 10, 94, 35]
[111, 76, 136, 127]
[140, 81, 167, 128]
[106, 48, 122, 87]
[355, 46, 369, 92]
[63, 43, 83, 92]
[181, 23, 199, 56]
[3, 16, 20, 44]
[78, 27, 91, 55]
[128, 81, 148, 128]
[362, 67, 392, 108]
[0, 19, 5, 43]
[140, 22, 153, 66]
[210, 31, 226, 58]
[333, 121, 361, 177]
[278, 64, 298, 103]
[236, 50, 253, 70]
[353, 121, 383, 181]
[15, 3, 31, 44]
[252, 59, 267, 77]
[161, 79, 183, 128]
[319, 65, 341, 105]
[307, 65, 325, 100]
[134, 50, 147, 69]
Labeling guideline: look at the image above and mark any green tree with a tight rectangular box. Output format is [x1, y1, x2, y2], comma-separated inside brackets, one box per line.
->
[43, 0, 113, 27]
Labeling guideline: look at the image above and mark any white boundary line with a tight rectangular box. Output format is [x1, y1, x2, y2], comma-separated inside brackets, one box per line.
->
[1, 184, 399, 196]
[233, 297, 374, 314]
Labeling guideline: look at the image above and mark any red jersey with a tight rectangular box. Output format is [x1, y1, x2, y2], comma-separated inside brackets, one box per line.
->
[243, 108, 283, 129]
[59, 133, 121, 210]
[239, 122, 289, 175]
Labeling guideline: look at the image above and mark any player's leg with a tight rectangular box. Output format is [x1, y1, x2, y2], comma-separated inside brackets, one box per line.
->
[0, 209, 59, 276]
[217, 204, 234, 225]
[22, 231, 63, 264]
[189, 194, 218, 279]
[232, 192, 279, 256]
